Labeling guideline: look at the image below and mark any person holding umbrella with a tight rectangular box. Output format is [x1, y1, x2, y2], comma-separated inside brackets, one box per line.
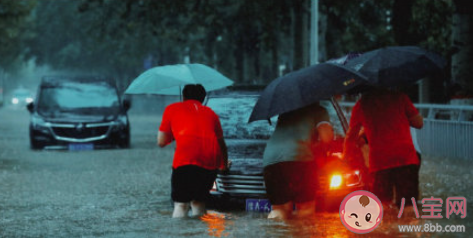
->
[247, 62, 369, 219]
[158, 84, 229, 218]
[344, 86, 423, 210]
[125, 63, 233, 218]
[262, 103, 330, 219]
[339, 46, 446, 211]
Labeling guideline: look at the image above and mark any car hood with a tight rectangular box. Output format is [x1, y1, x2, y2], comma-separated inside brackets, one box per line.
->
[226, 139, 266, 175]
[225, 139, 359, 176]
[38, 112, 119, 123]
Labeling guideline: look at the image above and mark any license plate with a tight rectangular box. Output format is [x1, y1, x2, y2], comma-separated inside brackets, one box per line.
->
[68, 143, 94, 151]
[246, 199, 271, 212]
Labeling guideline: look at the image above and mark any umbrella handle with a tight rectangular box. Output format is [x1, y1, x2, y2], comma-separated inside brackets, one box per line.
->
[331, 97, 348, 134]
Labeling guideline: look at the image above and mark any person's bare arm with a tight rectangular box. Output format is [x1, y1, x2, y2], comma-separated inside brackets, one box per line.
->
[218, 138, 229, 171]
[409, 114, 424, 129]
[343, 101, 363, 161]
[157, 131, 173, 148]
[343, 123, 362, 160]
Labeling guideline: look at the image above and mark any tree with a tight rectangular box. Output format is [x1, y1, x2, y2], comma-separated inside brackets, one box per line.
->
[28, 0, 297, 86]
[21, 0, 459, 96]
[27, 0, 177, 88]
[452, 0, 473, 94]
[320, 0, 394, 60]
[0, 0, 36, 69]
[392, 0, 417, 45]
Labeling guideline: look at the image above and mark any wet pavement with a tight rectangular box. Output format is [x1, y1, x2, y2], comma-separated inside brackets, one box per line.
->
[0, 106, 471, 237]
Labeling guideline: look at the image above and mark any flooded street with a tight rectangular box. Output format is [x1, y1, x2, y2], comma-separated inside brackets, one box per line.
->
[0, 0, 470, 237]
[0, 106, 471, 237]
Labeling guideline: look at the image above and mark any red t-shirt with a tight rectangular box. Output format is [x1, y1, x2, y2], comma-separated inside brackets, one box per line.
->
[349, 92, 419, 172]
[159, 100, 224, 170]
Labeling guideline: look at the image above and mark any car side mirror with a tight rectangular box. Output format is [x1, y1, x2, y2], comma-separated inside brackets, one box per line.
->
[123, 99, 131, 112]
[26, 102, 34, 113]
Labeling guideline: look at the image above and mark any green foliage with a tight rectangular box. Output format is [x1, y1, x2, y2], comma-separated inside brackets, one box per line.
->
[12, 0, 456, 89]
[410, 0, 453, 56]
[321, 0, 395, 58]
[25, 0, 297, 86]
[0, 0, 36, 68]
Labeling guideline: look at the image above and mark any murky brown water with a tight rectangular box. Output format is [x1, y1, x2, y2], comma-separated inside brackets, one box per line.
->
[0, 106, 471, 237]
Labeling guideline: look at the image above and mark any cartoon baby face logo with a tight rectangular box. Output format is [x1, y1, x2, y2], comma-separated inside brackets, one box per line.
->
[339, 190, 383, 234]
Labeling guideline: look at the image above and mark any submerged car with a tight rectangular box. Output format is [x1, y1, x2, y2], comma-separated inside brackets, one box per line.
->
[207, 93, 366, 211]
[27, 76, 131, 150]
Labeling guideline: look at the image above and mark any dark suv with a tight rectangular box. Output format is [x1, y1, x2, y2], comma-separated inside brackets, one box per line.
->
[207, 93, 366, 211]
[27, 76, 131, 150]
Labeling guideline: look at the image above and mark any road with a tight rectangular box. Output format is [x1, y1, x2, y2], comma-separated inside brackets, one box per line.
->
[0, 106, 471, 237]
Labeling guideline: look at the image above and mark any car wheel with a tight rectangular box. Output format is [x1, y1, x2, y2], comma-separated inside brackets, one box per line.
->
[118, 128, 130, 148]
[29, 129, 44, 150]
[30, 138, 44, 150]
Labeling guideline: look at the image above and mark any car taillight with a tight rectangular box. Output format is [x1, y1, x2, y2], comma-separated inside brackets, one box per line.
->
[329, 174, 342, 189]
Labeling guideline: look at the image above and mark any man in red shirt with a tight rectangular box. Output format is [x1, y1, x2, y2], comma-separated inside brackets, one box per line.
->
[158, 84, 228, 218]
[344, 87, 423, 208]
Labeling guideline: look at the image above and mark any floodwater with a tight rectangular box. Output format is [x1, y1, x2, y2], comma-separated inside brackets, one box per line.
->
[0, 105, 471, 237]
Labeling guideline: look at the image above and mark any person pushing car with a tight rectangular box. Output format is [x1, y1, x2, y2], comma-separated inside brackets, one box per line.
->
[158, 84, 229, 218]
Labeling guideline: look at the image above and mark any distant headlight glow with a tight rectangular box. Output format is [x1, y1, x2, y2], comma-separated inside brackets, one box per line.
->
[26, 97, 34, 103]
[12, 98, 19, 104]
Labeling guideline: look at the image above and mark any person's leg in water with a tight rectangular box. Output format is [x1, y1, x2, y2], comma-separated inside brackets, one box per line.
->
[190, 166, 217, 217]
[288, 161, 317, 219]
[294, 200, 316, 218]
[190, 200, 206, 217]
[268, 201, 293, 219]
[263, 162, 297, 219]
[171, 166, 192, 218]
[172, 202, 190, 218]
[395, 165, 420, 217]
[371, 168, 395, 208]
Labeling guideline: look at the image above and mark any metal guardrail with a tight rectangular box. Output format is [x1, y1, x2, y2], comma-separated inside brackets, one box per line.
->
[338, 102, 473, 160]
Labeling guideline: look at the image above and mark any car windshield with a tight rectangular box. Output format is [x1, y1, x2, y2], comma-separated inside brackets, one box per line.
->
[207, 96, 346, 140]
[37, 81, 120, 114]
[207, 96, 275, 139]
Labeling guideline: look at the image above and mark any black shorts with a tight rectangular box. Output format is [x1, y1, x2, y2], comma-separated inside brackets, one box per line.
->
[171, 165, 217, 203]
[263, 161, 318, 205]
[370, 164, 420, 208]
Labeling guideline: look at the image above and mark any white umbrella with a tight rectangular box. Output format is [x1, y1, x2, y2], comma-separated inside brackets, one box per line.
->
[125, 63, 234, 95]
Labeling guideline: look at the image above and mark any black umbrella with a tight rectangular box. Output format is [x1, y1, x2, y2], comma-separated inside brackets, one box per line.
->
[248, 62, 368, 122]
[344, 46, 447, 87]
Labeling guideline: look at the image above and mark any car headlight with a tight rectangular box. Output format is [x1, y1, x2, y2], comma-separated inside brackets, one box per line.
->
[12, 98, 19, 104]
[26, 97, 34, 103]
[330, 174, 343, 189]
[31, 116, 51, 133]
[112, 116, 128, 131]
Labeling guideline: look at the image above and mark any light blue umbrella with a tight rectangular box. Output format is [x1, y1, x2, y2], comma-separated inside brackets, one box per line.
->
[125, 63, 234, 95]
